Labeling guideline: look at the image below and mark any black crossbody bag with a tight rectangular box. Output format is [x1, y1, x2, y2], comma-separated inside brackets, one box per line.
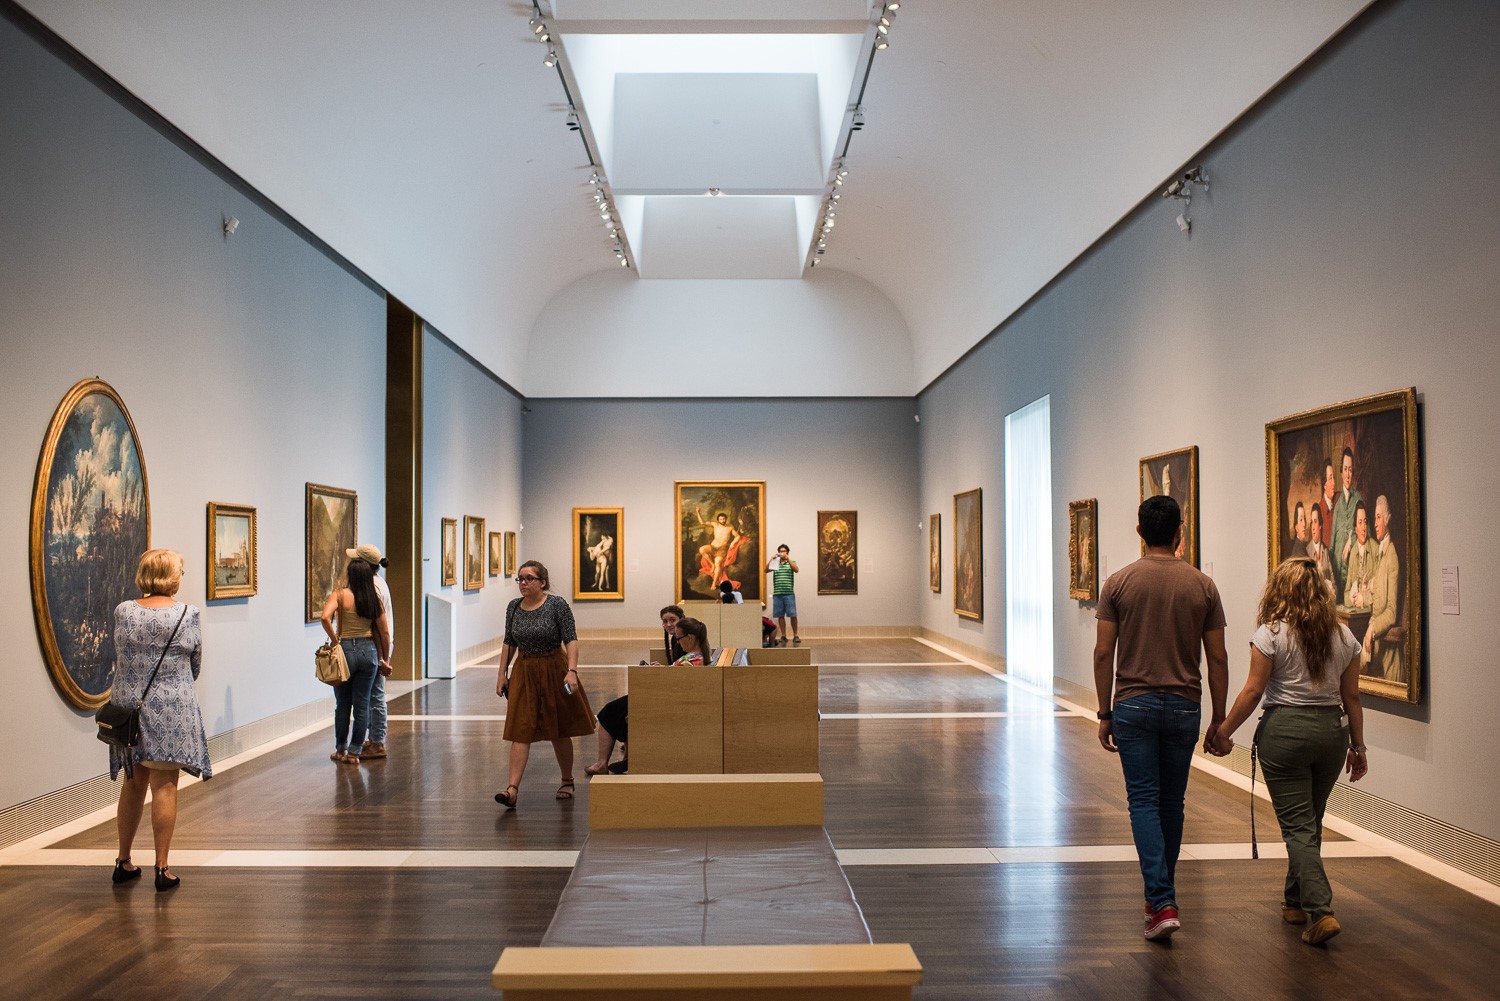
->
[95, 606, 189, 748]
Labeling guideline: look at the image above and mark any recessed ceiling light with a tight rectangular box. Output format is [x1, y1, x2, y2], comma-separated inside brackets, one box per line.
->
[543, 49, 557, 67]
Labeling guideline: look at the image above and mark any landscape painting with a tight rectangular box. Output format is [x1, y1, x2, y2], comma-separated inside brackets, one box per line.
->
[306, 483, 357, 621]
[208, 502, 257, 600]
[441, 518, 457, 587]
[464, 515, 485, 590]
[30, 378, 150, 709]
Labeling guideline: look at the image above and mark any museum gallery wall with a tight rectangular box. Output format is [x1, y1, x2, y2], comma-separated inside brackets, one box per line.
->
[917, 0, 1500, 841]
[1, 10, 388, 812]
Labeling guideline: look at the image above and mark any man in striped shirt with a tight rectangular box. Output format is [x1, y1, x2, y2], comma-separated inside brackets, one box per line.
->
[766, 544, 800, 645]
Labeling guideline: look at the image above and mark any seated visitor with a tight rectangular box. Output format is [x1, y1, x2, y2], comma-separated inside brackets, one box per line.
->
[586, 605, 684, 777]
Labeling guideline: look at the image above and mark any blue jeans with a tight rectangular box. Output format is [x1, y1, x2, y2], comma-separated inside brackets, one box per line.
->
[334, 638, 378, 753]
[1113, 693, 1201, 910]
[773, 593, 797, 618]
[367, 670, 387, 744]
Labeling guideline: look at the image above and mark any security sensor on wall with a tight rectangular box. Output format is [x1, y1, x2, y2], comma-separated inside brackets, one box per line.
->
[222, 215, 239, 238]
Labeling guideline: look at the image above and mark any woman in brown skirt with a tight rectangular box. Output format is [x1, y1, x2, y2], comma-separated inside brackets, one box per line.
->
[495, 560, 594, 808]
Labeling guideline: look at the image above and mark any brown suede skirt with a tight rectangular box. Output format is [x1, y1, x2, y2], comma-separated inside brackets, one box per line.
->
[503, 647, 595, 743]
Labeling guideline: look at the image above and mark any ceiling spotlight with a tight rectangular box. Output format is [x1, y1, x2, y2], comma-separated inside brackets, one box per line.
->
[707, 187, 723, 197]
[589, 172, 601, 184]
[566, 112, 580, 131]
[851, 109, 865, 131]
[809, 259, 819, 267]
[620, 258, 629, 267]
[533, 21, 546, 34]
[886, 1, 900, 9]
[543, 48, 557, 67]
[875, 36, 889, 50]
[876, 22, 889, 34]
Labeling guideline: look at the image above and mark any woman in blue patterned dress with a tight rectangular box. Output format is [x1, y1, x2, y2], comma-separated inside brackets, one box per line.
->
[108, 549, 211, 892]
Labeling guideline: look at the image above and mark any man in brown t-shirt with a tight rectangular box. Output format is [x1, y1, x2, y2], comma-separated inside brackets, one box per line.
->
[1093, 495, 1229, 942]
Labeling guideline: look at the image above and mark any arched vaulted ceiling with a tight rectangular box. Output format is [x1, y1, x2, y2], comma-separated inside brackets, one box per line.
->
[21, 0, 1370, 396]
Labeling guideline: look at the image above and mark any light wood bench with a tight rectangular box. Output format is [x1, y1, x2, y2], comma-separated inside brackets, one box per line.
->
[491, 775, 922, 1000]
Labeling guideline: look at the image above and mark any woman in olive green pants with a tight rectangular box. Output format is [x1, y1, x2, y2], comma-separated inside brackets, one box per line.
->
[1214, 558, 1368, 946]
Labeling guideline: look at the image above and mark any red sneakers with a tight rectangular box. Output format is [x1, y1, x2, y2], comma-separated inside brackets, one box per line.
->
[1144, 903, 1181, 941]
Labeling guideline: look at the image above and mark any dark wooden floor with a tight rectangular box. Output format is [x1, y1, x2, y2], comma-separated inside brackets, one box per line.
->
[8, 639, 1493, 999]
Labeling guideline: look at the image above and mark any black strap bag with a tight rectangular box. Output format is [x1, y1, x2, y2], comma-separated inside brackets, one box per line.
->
[96, 606, 189, 748]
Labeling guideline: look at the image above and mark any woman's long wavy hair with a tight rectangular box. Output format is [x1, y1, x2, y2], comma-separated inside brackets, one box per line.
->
[1257, 557, 1338, 681]
[346, 559, 382, 622]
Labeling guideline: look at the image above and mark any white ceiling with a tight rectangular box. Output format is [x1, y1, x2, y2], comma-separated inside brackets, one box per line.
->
[20, 0, 1371, 396]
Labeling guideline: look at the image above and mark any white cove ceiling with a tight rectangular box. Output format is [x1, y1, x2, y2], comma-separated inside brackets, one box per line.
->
[17, 0, 1372, 396]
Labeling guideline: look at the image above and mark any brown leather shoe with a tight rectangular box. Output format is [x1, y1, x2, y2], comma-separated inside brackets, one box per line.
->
[360, 741, 387, 760]
[1302, 915, 1341, 945]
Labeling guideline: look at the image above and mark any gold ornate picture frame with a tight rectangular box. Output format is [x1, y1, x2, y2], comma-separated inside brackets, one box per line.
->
[306, 483, 357, 622]
[1068, 498, 1098, 601]
[30, 378, 151, 709]
[208, 502, 258, 600]
[674, 481, 766, 603]
[463, 515, 485, 590]
[953, 488, 982, 620]
[488, 531, 503, 576]
[503, 530, 517, 576]
[574, 507, 624, 600]
[928, 513, 942, 593]
[440, 517, 457, 587]
[1266, 388, 1421, 704]
[1139, 445, 1199, 566]
[816, 510, 857, 595]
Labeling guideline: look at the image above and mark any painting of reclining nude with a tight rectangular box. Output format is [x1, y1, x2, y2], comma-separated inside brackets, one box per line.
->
[1266, 387, 1421, 704]
[675, 481, 765, 603]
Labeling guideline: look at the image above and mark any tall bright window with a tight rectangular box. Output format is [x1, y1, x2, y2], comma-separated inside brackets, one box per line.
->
[1005, 395, 1053, 690]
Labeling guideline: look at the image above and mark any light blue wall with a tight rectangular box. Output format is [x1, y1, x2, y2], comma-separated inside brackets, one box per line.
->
[0, 13, 386, 810]
[421, 329, 524, 657]
[918, 0, 1500, 839]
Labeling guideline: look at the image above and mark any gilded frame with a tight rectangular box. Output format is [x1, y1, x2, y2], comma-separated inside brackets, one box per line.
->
[1139, 445, 1200, 566]
[488, 531, 503, 576]
[1068, 498, 1099, 602]
[503, 531, 517, 577]
[953, 488, 983, 620]
[929, 513, 941, 592]
[305, 483, 357, 622]
[674, 480, 766, 603]
[816, 510, 858, 595]
[573, 507, 624, 600]
[463, 515, 485, 590]
[207, 502, 258, 600]
[1266, 387, 1421, 704]
[440, 518, 458, 587]
[30, 378, 151, 710]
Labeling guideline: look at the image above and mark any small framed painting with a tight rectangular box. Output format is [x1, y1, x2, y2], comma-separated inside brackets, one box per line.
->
[441, 518, 457, 587]
[463, 515, 485, 590]
[503, 531, 517, 576]
[953, 488, 983, 620]
[574, 507, 624, 600]
[207, 502, 258, 600]
[1068, 498, 1098, 602]
[306, 483, 357, 622]
[488, 531, 503, 576]
[929, 513, 941, 592]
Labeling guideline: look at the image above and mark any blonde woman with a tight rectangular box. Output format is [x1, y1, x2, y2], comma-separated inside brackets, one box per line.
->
[1213, 558, 1367, 945]
[108, 549, 211, 892]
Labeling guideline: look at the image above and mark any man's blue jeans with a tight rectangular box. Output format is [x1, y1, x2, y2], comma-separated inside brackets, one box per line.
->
[1113, 692, 1201, 910]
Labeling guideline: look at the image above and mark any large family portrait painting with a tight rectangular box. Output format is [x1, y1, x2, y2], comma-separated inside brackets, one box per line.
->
[953, 488, 982, 620]
[30, 378, 151, 709]
[675, 481, 765, 603]
[1140, 445, 1199, 567]
[574, 507, 623, 600]
[1267, 388, 1421, 704]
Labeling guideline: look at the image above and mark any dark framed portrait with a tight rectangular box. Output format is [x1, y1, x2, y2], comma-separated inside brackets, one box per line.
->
[1267, 388, 1421, 704]
[503, 531, 517, 576]
[306, 483, 357, 622]
[208, 502, 257, 600]
[574, 507, 624, 600]
[440, 517, 457, 587]
[1068, 498, 1098, 601]
[953, 488, 982, 620]
[463, 515, 485, 590]
[928, 513, 941, 593]
[1139, 445, 1199, 566]
[816, 510, 857, 595]
[488, 531, 503, 576]
[675, 481, 765, 603]
[30, 378, 151, 709]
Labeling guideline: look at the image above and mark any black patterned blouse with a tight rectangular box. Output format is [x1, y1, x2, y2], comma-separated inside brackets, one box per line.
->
[504, 594, 578, 654]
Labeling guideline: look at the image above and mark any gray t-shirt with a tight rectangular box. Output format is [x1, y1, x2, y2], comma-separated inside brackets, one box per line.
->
[1252, 621, 1361, 706]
